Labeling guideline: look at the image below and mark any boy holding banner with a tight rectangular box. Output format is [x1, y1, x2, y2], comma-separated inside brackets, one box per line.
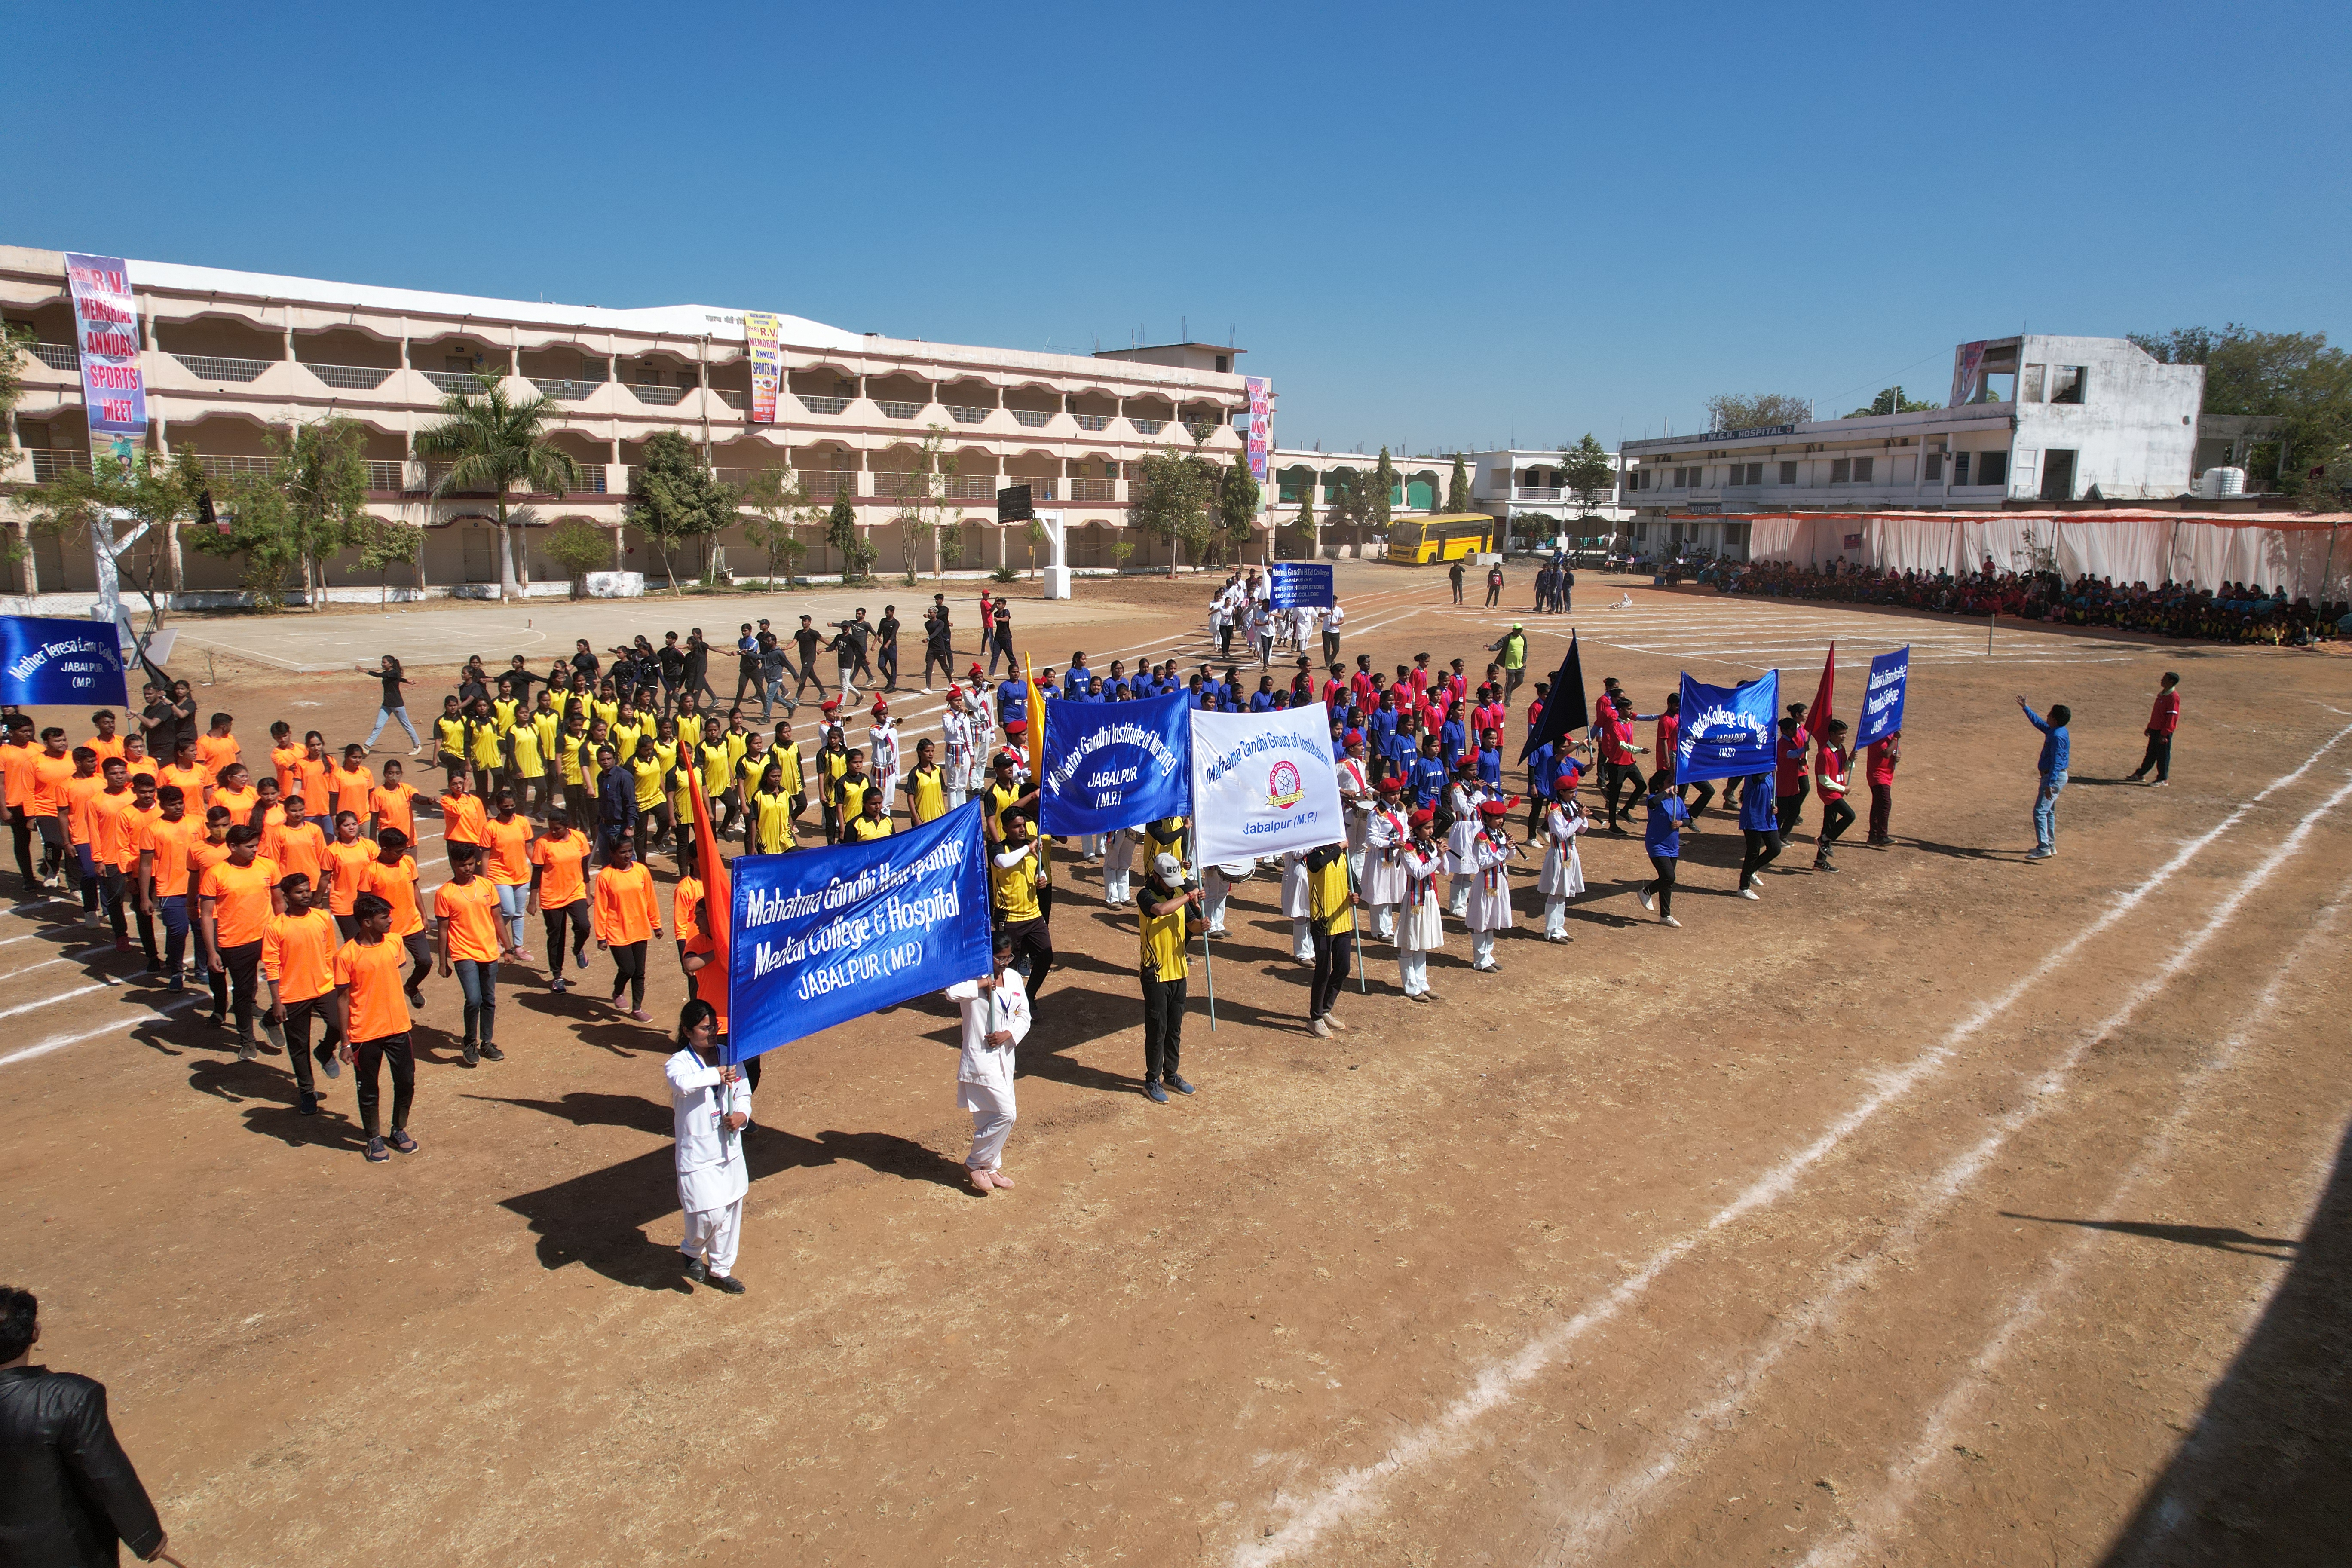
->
[1136, 854, 1201, 1101]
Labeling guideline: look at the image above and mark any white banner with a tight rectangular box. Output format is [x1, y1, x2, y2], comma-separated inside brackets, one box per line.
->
[1189, 705, 1346, 864]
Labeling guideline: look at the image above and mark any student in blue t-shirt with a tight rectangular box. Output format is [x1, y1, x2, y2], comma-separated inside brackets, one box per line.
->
[2017, 695, 2070, 860]
[1636, 760, 1692, 928]
[1438, 709, 1468, 770]
[1525, 738, 1556, 834]
[1410, 735, 1449, 809]
[1186, 674, 1209, 709]
[1249, 675, 1277, 712]
[995, 678, 1025, 727]
[1738, 769, 1779, 896]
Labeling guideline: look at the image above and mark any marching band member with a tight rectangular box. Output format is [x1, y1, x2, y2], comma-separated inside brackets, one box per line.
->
[1360, 777, 1411, 942]
[940, 684, 984, 814]
[1539, 771, 1589, 942]
[1336, 730, 1373, 882]
[1465, 798, 1517, 972]
[1102, 818, 1137, 907]
[867, 700, 901, 821]
[1397, 808, 1446, 1002]
[1444, 759, 1485, 918]
[944, 931, 1031, 1191]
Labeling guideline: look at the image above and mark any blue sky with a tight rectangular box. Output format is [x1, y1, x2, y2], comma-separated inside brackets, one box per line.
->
[8, 2, 2345, 456]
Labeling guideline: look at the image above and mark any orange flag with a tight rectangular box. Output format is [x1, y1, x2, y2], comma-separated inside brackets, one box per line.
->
[1805, 642, 1836, 744]
[684, 755, 732, 1030]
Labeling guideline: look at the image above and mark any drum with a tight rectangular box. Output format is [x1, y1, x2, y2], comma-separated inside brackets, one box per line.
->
[1216, 859, 1256, 882]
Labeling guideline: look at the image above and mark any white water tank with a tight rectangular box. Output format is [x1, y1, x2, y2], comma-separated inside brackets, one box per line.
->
[2199, 466, 2246, 498]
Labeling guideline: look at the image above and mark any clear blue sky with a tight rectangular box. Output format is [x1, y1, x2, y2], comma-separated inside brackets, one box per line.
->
[8, 2, 2345, 456]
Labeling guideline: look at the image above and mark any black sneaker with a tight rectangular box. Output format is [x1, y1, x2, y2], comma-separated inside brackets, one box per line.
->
[315, 1041, 342, 1079]
[479, 1043, 505, 1062]
[297, 1090, 319, 1117]
[684, 1257, 709, 1284]
[462, 1042, 479, 1067]
[365, 1136, 390, 1163]
[1166, 1074, 1196, 1096]
[709, 1274, 747, 1295]
[388, 1129, 419, 1155]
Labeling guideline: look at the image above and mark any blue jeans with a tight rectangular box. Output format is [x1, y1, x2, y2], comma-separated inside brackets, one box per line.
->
[494, 882, 528, 949]
[453, 957, 498, 1046]
[2033, 771, 2067, 851]
[159, 894, 190, 978]
[365, 706, 421, 748]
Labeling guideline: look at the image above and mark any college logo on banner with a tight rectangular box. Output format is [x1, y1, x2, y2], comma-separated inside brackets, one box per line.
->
[725, 801, 992, 1063]
[1039, 689, 1191, 836]
[1191, 705, 1346, 864]
[1674, 668, 1780, 784]
[1855, 647, 1909, 747]
[0, 616, 130, 706]
[1268, 562, 1334, 609]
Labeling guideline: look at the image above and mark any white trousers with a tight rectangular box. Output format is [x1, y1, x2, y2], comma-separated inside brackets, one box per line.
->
[1105, 864, 1131, 904]
[877, 775, 898, 818]
[1448, 875, 1471, 917]
[967, 1108, 1016, 1172]
[1398, 948, 1429, 996]
[1473, 931, 1498, 968]
[946, 781, 969, 812]
[1372, 901, 1396, 942]
[1291, 918, 1313, 962]
[681, 1198, 742, 1278]
[1204, 878, 1230, 935]
[1544, 896, 1568, 937]
[1080, 833, 1102, 858]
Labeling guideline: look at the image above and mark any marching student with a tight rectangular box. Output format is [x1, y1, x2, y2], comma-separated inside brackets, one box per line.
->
[867, 700, 901, 819]
[668, 999, 750, 1293]
[745, 763, 795, 854]
[440, 768, 488, 874]
[1464, 798, 1516, 971]
[592, 834, 662, 1020]
[1443, 760, 1487, 917]
[989, 811, 1055, 1009]
[1337, 731, 1373, 881]
[1635, 761, 1692, 929]
[1100, 817, 1137, 908]
[357, 828, 433, 1008]
[843, 787, 894, 845]
[1774, 703, 1811, 839]
[330, 891, 417, 1163]
[528, 809, 594, 992]
[198, 824, 280, 1059]
[434, 842, 514, 1066]
[1280, 848, 1314, 963]
[945, 931, 1033, 1186]
[481, 787, 534, 956]
[1812, 719, 1854, 872]
[331, 744, 376, 834]
[1303, 841, 1357, 1037]
[2127, 671, 2179, 786]
[904, 738, 947, 827]
[1736, 770, 1781, 899]
[1538, 772, 1588, 941]
[136, 785, 196, 987]
[1660, 692, 1715, 824]
[1360, 777, 1411, 941]
[262, 871, 343, 1116]
[1396, 808, 1446, 1001]
[1136, 852, 1201, 1102]
[1864, 729, 1901, 846]
[323, 811, 374, 939]
[263, 792, 328, 899]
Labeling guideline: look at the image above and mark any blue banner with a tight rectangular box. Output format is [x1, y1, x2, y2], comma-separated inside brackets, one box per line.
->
[1674, 668, 1780, 784]
[1039, 688, 1191, 835]
[1855, 647, 1909, 747]
[0, 616, 129, 706]
[726, 800, 992, 1063]
[1268, 562, 1334, 609]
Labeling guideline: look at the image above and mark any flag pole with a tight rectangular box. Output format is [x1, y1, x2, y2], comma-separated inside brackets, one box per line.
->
[1345, 851, 1366, 993]
[1201, 920, 1217, 1030]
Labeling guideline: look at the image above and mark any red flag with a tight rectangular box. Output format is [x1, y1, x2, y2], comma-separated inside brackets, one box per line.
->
[1805, 643, 1836, 743]
[684, 756, 732, 1033]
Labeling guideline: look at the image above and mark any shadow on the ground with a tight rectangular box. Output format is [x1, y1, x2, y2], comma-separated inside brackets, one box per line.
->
[2000, 1212, 2300, 1260]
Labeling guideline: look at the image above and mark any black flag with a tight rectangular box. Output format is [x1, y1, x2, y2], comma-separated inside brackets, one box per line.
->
[1518, 630, 1587, 765]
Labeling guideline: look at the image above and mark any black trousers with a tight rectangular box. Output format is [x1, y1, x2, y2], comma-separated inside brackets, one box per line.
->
[8, 805, 34, 889]
[878, 643, 898, 689]
[214, 939, 263, 1037]
[1218, 625, 1234, 659]
[1775, 788, 1807, 840]
[1602, 761, 1647, 821]
[353, 1032, 416, 1136]
[732, 664, 762, 707]
[1818, 796, 1855, 851]
[2132, 733, 2173, 782]
[1680, 779, 1717, 818]
[1309, 927, 1354, 1017]
[543, 902, 591, 975]
[1740, 829, 1780, 889]
[1001, 915, 1053, 1002]
[1642, 854, 1677, 917]
[608, 939, 648, 1007]
[922, 646, 952, 686]
[278, 994, 343, 1096]
[1142, 973, 1186, 1081]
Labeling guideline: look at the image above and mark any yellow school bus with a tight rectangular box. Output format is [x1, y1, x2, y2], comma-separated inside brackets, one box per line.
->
[1388, 514, 1493, 565]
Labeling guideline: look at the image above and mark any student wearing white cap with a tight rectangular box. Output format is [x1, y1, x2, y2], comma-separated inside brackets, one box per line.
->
[1137, 851, 1201, 1103]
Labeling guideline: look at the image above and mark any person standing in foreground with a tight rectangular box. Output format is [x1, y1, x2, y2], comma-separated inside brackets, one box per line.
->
[1736, 770, 1780, 898]
[1137, 851, 1200, 1103]
[668, 1000, 750, 1293]
[0, 1286, 169, 1565]
[2018, 695, 2071, 861]
[1864, 729, 1900, 846]
[1538, 774, 1588, 941]
[2127, 671, 2179, 787]
[331, 891, 418, 1163]
[946, 932, 1032, 1187]
[1635, 761, 1691, 928]
[1303, 842, 1357, 1037]
[263, 871, 344, 1116]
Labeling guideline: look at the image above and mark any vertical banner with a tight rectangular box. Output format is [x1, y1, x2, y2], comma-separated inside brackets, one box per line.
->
[1190, 705, 1347, 864]
[744, 311, 781, 424]
[64, 254, 147, 437]
[1245, 376, 1271, 483]
[1673, 669, 1780, 783]
[1039, 689, 1191, 836]
[1268, 562, 1334, 609]
[1855, 648, 1909, 747]
[726, 801, 991, 1063]
[1949, 340, 1987, 408]
[0, 616, 131, 705]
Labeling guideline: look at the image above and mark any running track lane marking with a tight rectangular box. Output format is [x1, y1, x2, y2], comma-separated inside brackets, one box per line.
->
[1534, 779, 2352, 1565]
[1793, 882, 2352, 1568]
[1225, 720, 2352, 1567]
[0, 992, 204, 1068]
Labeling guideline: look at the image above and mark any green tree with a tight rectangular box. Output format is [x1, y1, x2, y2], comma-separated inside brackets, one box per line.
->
[738, 468, 812, 585]
[352, 514, 424, 607]
[1371, 447, 1397, 533]
[17, 448, 208, 650]
[1559, 433, 1615, 518]
[893, 426, 964, 583]
[1218, 451, 1260, 564]
[1703, 392, 1812, 432]
[2131, 325, 2352, 496]
[1446, 453, 1472, 513]
[625, 430, 736, 594]
[825, 489, 875, 582]
[413, 371, 579, 601]
[187, 418, 373, 608]
[1847, 386, 1938, 417]
[542, 518, 616, 598]
[1131, 444, 1216, 576]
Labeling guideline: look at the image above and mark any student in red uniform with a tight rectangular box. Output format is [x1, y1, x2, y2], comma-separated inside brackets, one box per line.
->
[263, 871, 344, 1115]
[331, 891, 417, 1162]
[1772, 712, 1811, 847]
[1864, 729, 1901, 846]
[1812, 719, 1854, 872]
[2126, 671, 2179, 787]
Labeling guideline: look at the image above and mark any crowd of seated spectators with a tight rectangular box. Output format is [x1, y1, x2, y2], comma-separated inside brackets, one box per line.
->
[1703, 557, 2349, 646]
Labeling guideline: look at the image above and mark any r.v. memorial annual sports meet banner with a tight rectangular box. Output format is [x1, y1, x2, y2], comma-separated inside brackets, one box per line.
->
[1039, 689, 1191, 836]
[725, 800, 992, 1063]
[1190, 705, 1346, 864]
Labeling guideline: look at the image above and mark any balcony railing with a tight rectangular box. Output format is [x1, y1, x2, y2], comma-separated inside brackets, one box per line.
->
[302, 362, 398, 391]
[870, 471, 922, 498]
[423, 368, 491, 395]
[27, 449, 92, 482]
[1131, 417, 1167, 436]
[797, 394, 852, 416]
[530, 377, 605, 401]
[1073, 413, 1114, 431]
[366, 460, 407, 490]
[873, 399, 926, 420]
[1069, 478, 1118, 501]
[713, 388, 748, 411]
[195, 453, 277, 479]
[1009, 478, 1059, 502]
[1184, 421, 1218, 441]
[944, 475, 996, 501]
[944, 404, 992, 424]
[800, 469, 860, 499]
[1008, 408, 1057, 428]
[174, 353, 273, 383]
[1513, 485, 1563, 502]
[30, 342, 80, 371]
[626, 382, 691, 406]
[564, 462, 609, 495]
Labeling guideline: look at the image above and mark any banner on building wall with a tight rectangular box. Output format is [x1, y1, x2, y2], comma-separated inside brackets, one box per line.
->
[1190, 705, 1346, 864]
[1268, 562, 1334, 609]
[64, 254, 146, 437]
[0, 616, 130, 706]
[1673, 669, 1780, 784]
[1245, 376, 1271, 483]
[725, 802, 992, 1063]
[1855, 647, 1909, 748]
[1039, 689, 1191, 836]
[745, 312, 781, 424]
[1949, 340, 1987, 408]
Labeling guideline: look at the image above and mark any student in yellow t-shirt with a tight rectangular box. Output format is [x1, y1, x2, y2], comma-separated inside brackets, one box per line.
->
[1136, 849, 1203, 1095]
[747, 763, 796, 854]
[508, 710, 547, 818]
[905, 738, 946, 826]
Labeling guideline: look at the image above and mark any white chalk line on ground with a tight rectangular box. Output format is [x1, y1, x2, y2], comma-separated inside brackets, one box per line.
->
[0, 993, 203, 1068]
[1534, 776, 2352, 1566]
[1224, 720, 2352, 1567]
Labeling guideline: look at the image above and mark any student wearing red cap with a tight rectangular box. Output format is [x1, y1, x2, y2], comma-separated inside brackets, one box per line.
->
[1539, 772, 1589, 941]
[1360, 777, 1411, 942]
[1464, 797, 1517, 971]
[1396, 807, 1445, 1000]
[1336, 730, 1372, 881]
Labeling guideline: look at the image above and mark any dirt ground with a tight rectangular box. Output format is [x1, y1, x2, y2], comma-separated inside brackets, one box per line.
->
[4, 563, 2349, 1567]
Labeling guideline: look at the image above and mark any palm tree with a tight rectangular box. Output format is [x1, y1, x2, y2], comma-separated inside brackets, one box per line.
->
[414, 372, 580, 601]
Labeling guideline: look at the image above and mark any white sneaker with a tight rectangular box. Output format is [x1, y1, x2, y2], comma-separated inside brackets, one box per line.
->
[1637, 885, 1655, 911]
[1738, 887, 1760, 900]
[1660, 915, 1682, 928]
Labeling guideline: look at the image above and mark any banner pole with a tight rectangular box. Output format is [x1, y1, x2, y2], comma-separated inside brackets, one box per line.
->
[1988, 610, 1995, 656]
[1201, 924, 1217, 1031]
[1345, 852, 1366, 993]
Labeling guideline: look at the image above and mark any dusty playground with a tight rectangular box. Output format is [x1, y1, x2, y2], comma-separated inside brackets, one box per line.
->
[4, 562, 2348, 1566]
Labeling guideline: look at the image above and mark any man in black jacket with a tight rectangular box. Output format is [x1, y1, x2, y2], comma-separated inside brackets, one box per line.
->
[0, 1286, 168, 1565]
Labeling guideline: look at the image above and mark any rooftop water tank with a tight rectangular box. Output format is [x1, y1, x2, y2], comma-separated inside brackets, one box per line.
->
[2201, 466, 2246, 498]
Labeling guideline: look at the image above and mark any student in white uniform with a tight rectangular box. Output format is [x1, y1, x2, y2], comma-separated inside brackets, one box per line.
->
[668, 999, 750, 1293]
[1280, 848, 1314, 962]
[1444, 763, 1486, 918]
[1397, 807, 1446, 1002]
[866, 704, 901, 819]
[1336, 732, 1372, 882]
[1464, 798, 1518, 972]
[940, 685, 985, 814]
[1200, 860, 1237, 937]
[944, 932, 1031, 1194]
[1101, 820, 1137, 907]
[1538, 772, 1589, 942]
[1359, 779, 1411, 942]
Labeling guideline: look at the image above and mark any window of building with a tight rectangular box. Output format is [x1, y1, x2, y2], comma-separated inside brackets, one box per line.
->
[2039, 448, 2077, 500]
[1851, 456, 1874, 484]
[2021, 364, 2046, 402]
[1923, 452, 1943, 482]
[1829, 457, 1851, 484]
[1777, 460, 1798, 485]
[1978, 451, 2009, 486]
[1953, 452, 1971, 486]
[1727, 462, 1762, 486]
[2049, 365, 2085, 404]
[1214, 354, 1229, 374]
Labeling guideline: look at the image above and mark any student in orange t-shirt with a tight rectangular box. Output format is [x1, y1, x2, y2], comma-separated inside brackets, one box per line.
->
[195, 712, 240, 779]
[331, 745, 377, 836]
[84, 757, 138, 952]
[84, 709, 127, 765]
[371, 760, 420, 858]
[529, 809, 593, 992]
[479, 786, 534, 960]
[324, 811, 375, 940]
[31, 727, 78, 888]
[62, 745, 106, 921]
[435, 842, 513, 1065]
[268, 720, 304, 799]
[158, 736, 212, 814]
[438, 769, 488, 873]
[591, 834, 662, 1020]
[297, 731, 334, 833]
[113, 771, 162, 967]
[266, 796, 329, 890]
[331, 891, 417, 1162]
[211, 762, 261, 832]
[263, 870, 344, 1115]
[138, 785, 199, 988]
[3, 714, 42, 893]
[199, 824, 282, 1055]
[358, 828, 433, 1004]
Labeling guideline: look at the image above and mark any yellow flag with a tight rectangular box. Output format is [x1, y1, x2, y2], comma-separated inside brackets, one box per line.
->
[1023, 654, 1046, 780]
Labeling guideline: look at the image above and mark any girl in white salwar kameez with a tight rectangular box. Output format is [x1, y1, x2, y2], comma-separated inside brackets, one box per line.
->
[1100, 823, 1137, 907]
[668, 1001, 751, 1292]
[1280, 848, 1314, 962]
[1201, 860, 1239, 936]
[1337, 735, 1372, 882]
[1359, 782, 1411, 942]
[1539, 779, 1589, 942]
[1396, 808, 1446, 1002]
[1444, 768, 1486, 917]
[943, 935, 1032, 1194]
[1464, 799, 1518, 973]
